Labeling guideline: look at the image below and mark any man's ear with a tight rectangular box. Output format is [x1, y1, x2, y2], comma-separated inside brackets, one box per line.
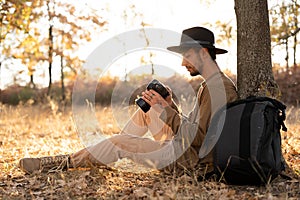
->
[199, 48, 210, 59]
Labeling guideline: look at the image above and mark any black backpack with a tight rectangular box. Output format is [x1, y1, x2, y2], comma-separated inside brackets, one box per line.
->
[199, 96, 287, 185]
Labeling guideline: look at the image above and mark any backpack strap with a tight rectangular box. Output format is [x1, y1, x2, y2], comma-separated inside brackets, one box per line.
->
[279, 172, 293, 180]
[244, 96, 287, 132]
[239, 101, 255, 161]
[268, 98, 287, 132]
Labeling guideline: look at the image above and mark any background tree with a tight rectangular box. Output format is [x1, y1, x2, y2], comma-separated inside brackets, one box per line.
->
[235, 0, 280, 99]
[0, 0, 32, 87]
[13, 35, 44, 88]
[1, 0, 107, 99]
[270, 0, 300, 70]
[28, 0, 107, 98]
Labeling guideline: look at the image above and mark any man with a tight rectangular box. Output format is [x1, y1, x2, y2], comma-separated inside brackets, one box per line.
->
[19, 27, 238, 175]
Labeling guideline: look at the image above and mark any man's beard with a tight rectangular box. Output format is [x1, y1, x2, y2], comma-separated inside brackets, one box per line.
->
[190, 56, 203, 76]
[190, 63, 202, 76]
[190, 71, 200, 76]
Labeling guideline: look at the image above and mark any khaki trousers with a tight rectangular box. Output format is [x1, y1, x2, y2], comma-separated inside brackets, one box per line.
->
[71, 108, 178, 169]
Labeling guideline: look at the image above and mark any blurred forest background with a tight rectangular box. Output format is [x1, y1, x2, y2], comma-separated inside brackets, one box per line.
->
[0, 0, 299, 106]
[0, 1, 300, 199]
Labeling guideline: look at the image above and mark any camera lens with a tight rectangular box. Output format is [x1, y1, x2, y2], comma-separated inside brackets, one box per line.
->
[135, 97, 151, 113]
[135, 79, 169, 113]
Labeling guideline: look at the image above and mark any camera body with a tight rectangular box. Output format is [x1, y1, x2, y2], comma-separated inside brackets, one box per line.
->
[135, 79, 170, 113]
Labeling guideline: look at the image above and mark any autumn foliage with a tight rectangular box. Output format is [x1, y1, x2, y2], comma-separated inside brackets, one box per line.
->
[1, 67, 299, 107]
[0, 96, 299, 199]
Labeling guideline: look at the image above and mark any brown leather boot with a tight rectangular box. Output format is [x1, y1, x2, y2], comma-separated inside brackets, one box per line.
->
[19, 155, 71, 174]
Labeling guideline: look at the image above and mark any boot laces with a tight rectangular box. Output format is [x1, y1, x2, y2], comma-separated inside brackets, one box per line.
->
[40, 155, 69, 167]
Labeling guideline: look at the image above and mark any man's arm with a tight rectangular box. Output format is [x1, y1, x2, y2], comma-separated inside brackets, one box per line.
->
[141, 88, 201, 138]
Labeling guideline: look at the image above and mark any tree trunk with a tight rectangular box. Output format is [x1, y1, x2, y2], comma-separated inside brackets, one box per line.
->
[294, 34, 297, 68]
[0, 61, 1, 97]
[235, 0, 279, 99]
[47, 25, 53, 96]
[60, 55, 65, 101]
[293, 0, 298, 69]
[285, 39, 289, 71]
[0, 61, 1, 85]
[29, 74, 35, 88]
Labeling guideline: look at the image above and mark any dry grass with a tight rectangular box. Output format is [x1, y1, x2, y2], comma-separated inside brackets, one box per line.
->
[0, 102, 299, 199]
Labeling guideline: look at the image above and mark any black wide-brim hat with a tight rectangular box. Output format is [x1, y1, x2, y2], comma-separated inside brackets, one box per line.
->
[167, 27, 228, 54]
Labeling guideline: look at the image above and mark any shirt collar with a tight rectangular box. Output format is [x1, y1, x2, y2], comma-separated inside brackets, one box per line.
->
[201, 71, 224, 87]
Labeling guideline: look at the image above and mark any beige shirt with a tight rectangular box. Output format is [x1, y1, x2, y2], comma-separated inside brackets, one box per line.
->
[160, 72, 238, 171]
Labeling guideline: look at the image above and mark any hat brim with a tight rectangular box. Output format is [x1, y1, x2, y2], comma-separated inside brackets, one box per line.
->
[167, 45, 228, 54]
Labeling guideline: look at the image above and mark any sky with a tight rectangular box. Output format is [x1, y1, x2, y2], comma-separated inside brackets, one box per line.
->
[0, 0, 293, 89]
[78, 0, 237, 80]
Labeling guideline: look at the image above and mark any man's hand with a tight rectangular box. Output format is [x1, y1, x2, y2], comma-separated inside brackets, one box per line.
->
[141, 87, 173, 113]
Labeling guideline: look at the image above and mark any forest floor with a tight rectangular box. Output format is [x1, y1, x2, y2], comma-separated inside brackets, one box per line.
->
[0, 104, 299, 199]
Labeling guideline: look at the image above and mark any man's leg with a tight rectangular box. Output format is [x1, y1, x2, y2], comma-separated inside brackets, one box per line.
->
[122, 108, 173, 141]
[71, 134, 174, 169]
[145, 108, 174, 141]
[120, 109, 148, 136]
[70, 108, 165, 169]
[19, 108, 174, 174]
[19, 133, 174, 173]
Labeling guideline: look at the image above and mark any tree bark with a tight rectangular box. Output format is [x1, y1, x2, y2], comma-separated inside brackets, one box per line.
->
[0, 61, 1, 85]
[235, 0, 280, 99]
[29, 74, 35, 89]
[0, 61, 1, 97]
[292, 0, 298, 69]
[285, 39, 289, 71]
[60, 55, 65, 101]
[47, 25, 53, 96]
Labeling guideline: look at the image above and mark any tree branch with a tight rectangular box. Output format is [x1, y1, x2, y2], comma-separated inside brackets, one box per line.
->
[278, 27, 300, 40]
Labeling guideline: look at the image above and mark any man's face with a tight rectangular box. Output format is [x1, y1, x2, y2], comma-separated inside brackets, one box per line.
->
[181, 48, 204, 76]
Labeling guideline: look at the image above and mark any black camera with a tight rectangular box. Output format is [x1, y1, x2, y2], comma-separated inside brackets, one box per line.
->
[135, 79, 170, 113]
